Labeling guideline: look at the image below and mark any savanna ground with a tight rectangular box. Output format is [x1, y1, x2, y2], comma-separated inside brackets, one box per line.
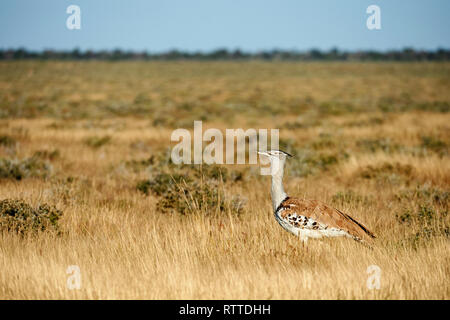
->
[0, 61, 449, 299]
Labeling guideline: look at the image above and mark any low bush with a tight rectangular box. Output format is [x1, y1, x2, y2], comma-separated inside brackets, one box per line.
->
[396, 204, 449, 249]
[137, 169, 245, 216]
[0, 135, 16, 148]
[0, 157, 51, 180]
[84, 135, 111, 148]
[420, 136, 448, 157]
[359, 162, 413, 180]
[0, 199, 63, 234]
[33, 149, 60, 161]
[288, 148, 344, 177]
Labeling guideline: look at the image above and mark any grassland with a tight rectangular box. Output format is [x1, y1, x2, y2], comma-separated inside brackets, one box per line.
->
[0, 61, 449, 299]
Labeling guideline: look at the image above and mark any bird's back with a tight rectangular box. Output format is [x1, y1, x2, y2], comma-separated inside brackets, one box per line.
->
[275, 197, 376, 243]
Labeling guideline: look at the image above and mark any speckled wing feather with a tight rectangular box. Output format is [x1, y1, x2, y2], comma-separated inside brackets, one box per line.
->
[277, 197, 376, 242]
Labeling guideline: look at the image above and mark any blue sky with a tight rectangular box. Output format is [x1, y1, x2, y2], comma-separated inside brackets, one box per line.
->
[0, 0, 449, 52]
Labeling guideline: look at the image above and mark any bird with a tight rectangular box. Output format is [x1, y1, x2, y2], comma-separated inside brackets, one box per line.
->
[258, 150, 376, 244]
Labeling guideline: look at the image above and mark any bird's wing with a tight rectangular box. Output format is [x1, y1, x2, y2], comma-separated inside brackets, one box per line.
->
[278, 197, 376, 242]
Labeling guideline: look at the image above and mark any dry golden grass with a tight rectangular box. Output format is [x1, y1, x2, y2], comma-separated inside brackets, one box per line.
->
[0, 61, 449, 299]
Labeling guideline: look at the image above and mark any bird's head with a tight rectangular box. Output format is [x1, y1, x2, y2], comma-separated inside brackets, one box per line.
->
[257, 150, 293, 175]
[258, 150, 293, 160]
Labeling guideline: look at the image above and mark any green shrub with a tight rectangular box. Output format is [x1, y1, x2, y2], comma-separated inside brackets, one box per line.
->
[0, 157, 51, 180]
[190, 165, 245, 183]
[136, 180, 152, 196]
[359, 162, 413, 180]
[343, 117, 384, 127]
[377, 100, 449, 113]
[0, 199, 63, 234]
[0, 135, 16, 147]
[396, 205, 438, 225]
[411, 101, 449, 113]
[288, 149, 343, 177]
[137, 172, 190, 196]
[395, 185, 448, 207]
[137, 170, 245, 216]
[396, 204, 448, 248]
[194, 165, 228, 181]
[33, 149, 60, 161]
[84, 135, 111, 148]
[420, 136, 448, 157]
[131, 151, 246, 215]
[125, 156, 156, 173]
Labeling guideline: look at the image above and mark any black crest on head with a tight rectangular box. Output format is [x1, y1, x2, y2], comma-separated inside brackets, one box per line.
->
[277, 150, 293, 157]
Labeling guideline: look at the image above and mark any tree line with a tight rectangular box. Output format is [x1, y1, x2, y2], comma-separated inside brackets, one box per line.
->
[1, 48, 449, 61]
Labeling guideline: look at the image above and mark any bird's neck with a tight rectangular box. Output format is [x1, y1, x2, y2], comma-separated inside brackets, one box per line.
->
[270, 163, 287, 212]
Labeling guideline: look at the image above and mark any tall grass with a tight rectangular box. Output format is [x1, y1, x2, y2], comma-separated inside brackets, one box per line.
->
[0, 61, 448, 299]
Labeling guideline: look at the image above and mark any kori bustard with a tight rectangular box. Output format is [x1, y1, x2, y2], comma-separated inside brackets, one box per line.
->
[258, 150, 375, 243]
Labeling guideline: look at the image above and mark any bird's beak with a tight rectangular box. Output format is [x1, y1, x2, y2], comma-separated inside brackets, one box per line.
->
[257, 151, 269, 157]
